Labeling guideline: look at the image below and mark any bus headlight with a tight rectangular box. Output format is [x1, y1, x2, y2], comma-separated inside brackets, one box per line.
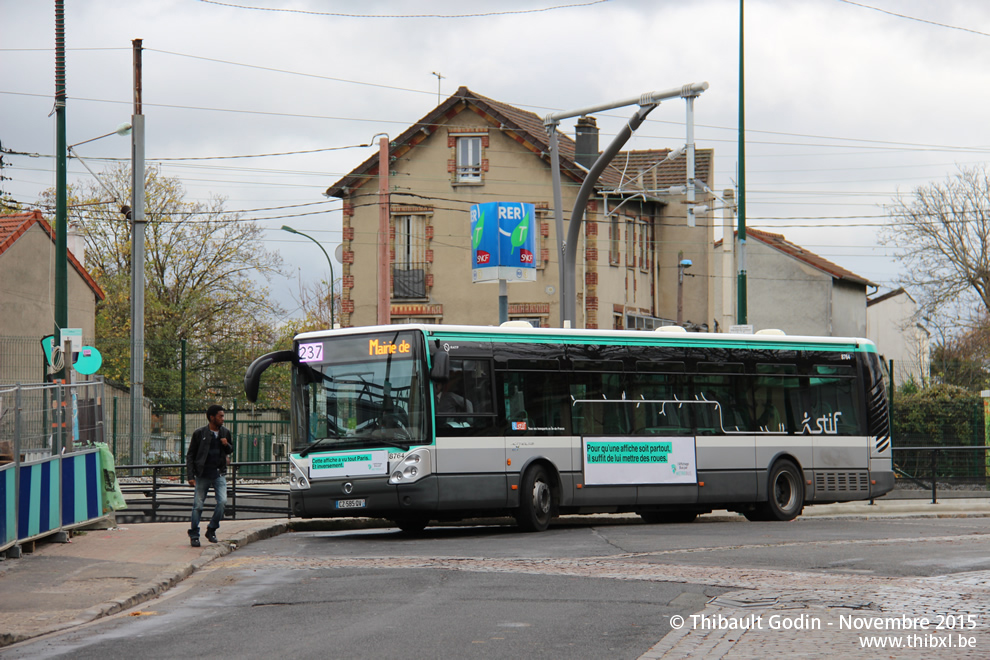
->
[288, 456, 311, 491]
[389, 448, 431, 485]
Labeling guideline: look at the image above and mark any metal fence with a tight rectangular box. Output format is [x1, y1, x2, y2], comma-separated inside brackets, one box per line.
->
[0, 379, 106, 460]
[891, 446, 989, 502]
[115, 460, 291, 523]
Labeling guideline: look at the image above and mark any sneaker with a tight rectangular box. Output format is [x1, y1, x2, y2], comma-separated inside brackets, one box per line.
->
[205, 531, 218, 543]
[190, 537, 201, 547]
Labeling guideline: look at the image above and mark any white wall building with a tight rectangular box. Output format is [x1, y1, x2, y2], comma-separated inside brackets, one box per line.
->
[866, 287, 931, 388]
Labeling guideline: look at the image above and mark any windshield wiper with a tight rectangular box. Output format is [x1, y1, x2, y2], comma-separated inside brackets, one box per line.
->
[365, 435, 412, 450]
[298, 437, 339, 457]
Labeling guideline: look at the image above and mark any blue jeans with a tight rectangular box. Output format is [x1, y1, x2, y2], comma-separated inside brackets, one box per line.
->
[189, 474, 227, 538]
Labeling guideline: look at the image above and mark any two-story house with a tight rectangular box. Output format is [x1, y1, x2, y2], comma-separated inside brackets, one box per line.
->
[326, 87, 714, 329]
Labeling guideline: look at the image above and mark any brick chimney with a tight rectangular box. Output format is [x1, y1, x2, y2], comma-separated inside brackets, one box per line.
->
[575, 115, 599, 169]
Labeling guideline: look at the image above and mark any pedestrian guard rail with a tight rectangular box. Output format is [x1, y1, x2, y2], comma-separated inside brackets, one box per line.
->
[116, 460, 291, 522]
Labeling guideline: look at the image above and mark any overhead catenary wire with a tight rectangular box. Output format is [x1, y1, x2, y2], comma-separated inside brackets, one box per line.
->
[196, 0, 610, 19]
[1, 53, 972, 274]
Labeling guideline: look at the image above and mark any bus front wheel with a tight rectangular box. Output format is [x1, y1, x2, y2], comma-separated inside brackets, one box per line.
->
[516, 465, 556, 532]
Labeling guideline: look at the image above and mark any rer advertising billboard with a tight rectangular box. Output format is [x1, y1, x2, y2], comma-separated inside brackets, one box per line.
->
[470, 201, 537, 283]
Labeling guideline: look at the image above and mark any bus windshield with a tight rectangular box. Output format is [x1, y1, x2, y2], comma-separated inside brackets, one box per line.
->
[290, 331, 429, 453]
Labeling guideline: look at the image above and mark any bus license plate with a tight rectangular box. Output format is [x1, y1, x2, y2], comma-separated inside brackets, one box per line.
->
[335, 499, 366, 509]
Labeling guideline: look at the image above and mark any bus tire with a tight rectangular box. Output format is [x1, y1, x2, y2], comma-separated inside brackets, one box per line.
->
[516, 464, 556, 532]
[761, 460, 804, 521]
[394, 516, 430, 534]
[639, 511, 698, 524]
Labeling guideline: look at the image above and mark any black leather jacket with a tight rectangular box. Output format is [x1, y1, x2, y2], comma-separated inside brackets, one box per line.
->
[186, 424, 233, 477]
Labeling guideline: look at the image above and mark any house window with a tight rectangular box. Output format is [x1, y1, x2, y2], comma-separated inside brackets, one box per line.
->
[393, 214, 427, 299]
[626, 313, 664, 331]
[391, 317, 437, 325]
[456, 136, 482, 182]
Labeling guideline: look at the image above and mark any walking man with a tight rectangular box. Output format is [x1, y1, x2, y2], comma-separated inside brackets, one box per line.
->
[186, 404, 233, 547]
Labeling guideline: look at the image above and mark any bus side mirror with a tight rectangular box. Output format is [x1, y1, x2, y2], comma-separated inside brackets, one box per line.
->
[244, 349, 296, 403]
[431, 350, 450, 382]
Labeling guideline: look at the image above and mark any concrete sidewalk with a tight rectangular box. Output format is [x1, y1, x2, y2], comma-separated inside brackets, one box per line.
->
[0, 498, 987, 649]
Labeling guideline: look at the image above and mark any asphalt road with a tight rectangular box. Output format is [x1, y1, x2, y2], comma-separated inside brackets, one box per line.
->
[8, 516, 990, 659]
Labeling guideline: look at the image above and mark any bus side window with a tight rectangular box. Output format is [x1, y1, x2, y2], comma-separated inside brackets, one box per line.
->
[568, 372, 630, 435]
[499, 370, 568, 435]
[436, 359, 496, 436]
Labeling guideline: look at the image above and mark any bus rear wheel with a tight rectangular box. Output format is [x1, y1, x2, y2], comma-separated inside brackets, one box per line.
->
[752, 460, 804, 522]
[516, 465, 556, 532]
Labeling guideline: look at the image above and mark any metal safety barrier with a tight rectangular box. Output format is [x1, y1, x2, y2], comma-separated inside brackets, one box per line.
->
[115, 460, 292, 523]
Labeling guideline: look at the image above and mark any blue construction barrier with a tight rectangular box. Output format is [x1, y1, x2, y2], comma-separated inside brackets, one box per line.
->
[17, 455, 62, 542]
[5, 447, 106, 553]
[61, 447, 104, 527]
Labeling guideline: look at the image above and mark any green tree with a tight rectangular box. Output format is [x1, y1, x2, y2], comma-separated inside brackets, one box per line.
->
[44, 163, 285, 404]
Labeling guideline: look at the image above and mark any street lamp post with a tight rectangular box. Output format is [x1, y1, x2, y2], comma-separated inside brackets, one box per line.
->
[677, 258, 693, 326]
[283, 225, 335, 327]
[543, 82, 709, 328]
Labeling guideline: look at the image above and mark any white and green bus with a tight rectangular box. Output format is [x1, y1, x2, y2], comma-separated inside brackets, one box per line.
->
[245, 324, 894, 532]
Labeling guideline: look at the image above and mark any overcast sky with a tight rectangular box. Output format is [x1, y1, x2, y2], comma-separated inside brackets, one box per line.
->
[4, 0, 990, 324]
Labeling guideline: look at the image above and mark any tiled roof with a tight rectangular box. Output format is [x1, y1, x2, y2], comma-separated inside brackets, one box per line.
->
[717, 227, 874, 287]
[867, 287, 912, 307]
[602, 148, 714, 192]
[326, 86, 712, 198]
[0, 209, 105, 300]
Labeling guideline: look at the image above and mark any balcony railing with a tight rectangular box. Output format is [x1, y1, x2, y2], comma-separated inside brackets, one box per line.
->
[392, 263, 427, 299]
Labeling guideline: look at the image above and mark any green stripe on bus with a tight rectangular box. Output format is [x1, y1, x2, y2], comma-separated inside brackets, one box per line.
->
[425, 331, 873, 353]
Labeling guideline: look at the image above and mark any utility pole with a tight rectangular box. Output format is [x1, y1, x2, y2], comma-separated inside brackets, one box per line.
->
[737, 0, 748, 325]
[54, 0, 68, 379]
[129, 38, 146, 468]
[377, 137, 391, 325]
